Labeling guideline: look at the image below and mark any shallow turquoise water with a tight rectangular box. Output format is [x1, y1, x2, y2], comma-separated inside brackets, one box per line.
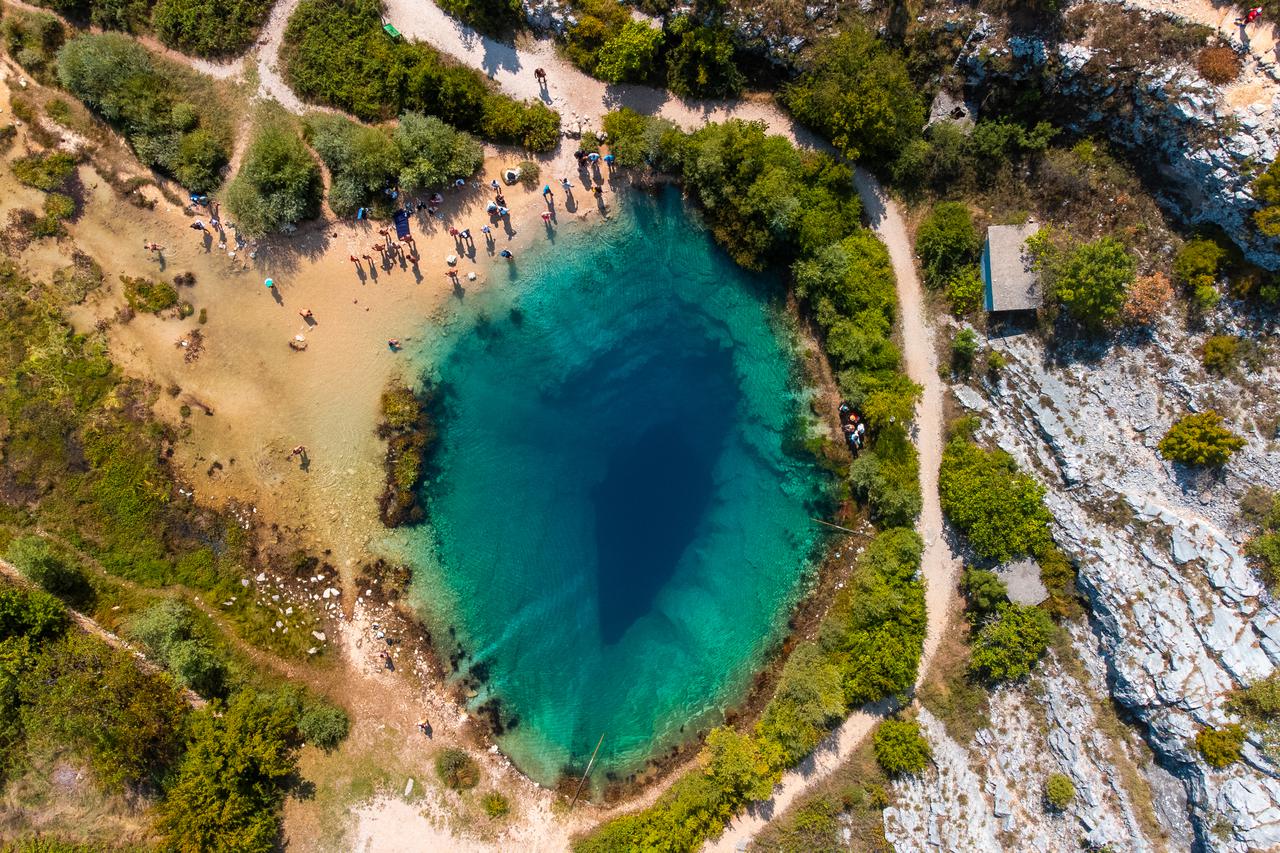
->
[405, 189, 828, 784]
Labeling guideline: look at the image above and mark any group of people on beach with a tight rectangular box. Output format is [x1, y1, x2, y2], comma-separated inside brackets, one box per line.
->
[839, 401, 867, 454]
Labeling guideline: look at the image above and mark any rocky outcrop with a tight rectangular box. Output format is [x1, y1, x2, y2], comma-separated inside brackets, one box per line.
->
[946, 320, 1280, 851]
[885, 636, 1169, 851]
[955, 5, 1280, 269]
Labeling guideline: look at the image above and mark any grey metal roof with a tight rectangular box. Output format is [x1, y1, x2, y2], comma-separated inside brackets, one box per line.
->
[984, 223, 1041, 312]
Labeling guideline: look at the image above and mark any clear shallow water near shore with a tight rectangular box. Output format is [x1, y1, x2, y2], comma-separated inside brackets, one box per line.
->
[405, 188, 830, 784]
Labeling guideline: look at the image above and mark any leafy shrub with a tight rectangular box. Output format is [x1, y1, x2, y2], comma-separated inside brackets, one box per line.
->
[1122, 272, 1173, 325]
[394, 112, 483, 191]
[939, 434, 1054, 562]
[1157, 411, 1245, 466]
[152, 0, 271, 57]
[1195, 724, 1245, 769]
[2, 10, 65, 83]
[596, 20, 664, 84]
[436, 747, 480, 789]
[436, 0, 521, 34]
[0, 585, 69, 644]
[1174, 237, 1227, 309]
[1198, 45, 1241, 84]
[890, 118, 1054, 197]
[481, 790, 511, 817]
[283, 0, 558, 149]
[916, 202, 979, 289]
[225, 123, 322, 236]
[944, 265, 984, 315]
[1201, 335, 1240, 373]
[11, 151, 77, 191]
[1044, 773, 1075, 810]
[19, 631, 188, 791]
[157, 690, 302, 851]
[1255, 161, 1280, 238]
[35, 0, 152, 34]
[969, 603, 1054, 683]
[561, 0, 630, 75]
[121, 274, 179, 313]
[848, 423, 921, 526]
[664, 16, 743, 99]
[298, 703, 350, 751]
[128, 598, 226, 696]
[951, 328, 978, 375]
[5, 536, 93, 606]
[57, 33, 228, 191]
[783, 26, 923, 165]
[961, 567, 1007, 620]
[305, 114, 399, 217]
[873, 719, 930, 775]
[1040, 236, 1135, 331]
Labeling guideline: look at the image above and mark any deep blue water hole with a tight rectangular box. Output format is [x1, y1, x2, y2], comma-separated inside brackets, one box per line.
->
[405, 189, 828, 783]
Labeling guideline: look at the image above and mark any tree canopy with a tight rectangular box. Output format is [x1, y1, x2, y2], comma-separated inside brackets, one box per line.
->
[226, 123, 322, 236]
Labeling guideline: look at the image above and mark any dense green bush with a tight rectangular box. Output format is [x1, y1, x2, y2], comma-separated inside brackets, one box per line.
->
[436, 0, 521, 33]
[945, 265, 984, 314]
[0, 585, 69, 644]
[436, 747, 480, 790]
[481, 790, 511, 818]
[1174, 237, 1228, 308]
[891, 118, 1054, 197]
[128, 598, 227, 697]
[57, 33, 228, 191]
[5, 536, 93, 606]
[968, 603, 1054, 683]
[121, 274, 179, 313]
[151, 0, 270, 57]
[1253, 160, 1280, 238]
[1044, 773, 1075, 810]
[916, 201, 979, 289]
[938, 433, 1054, 562]
[1157, 411, 1245, 466]
[157, 690, 303, 851]
[873, 719, 930, 775]
[961, 566, 1007, 620]
[35, 0, 152, 34]
[20, 631, 188, 791]
[596, 20, 664, 84]
[1036, 235, 1136, 331]
[561, 0, 631, 76]
[664, 16, 743, 98]
[1241, 488, 1280, 592]
[950, 328, 978, 375]
[11, 151, 77, 191]
[225, 123, 322, 236]
[848, 423, 921, 527]
[1201, 334, 1240, 373]
[2, 10, 65, 83]
[305, 114, 400, 217]
[394, 112, 484, 191]
[283, 0, 559, 149]
[298, 703, 350, 751]
[1195, 723, 1245, 769]
[783, 26, 922, 165]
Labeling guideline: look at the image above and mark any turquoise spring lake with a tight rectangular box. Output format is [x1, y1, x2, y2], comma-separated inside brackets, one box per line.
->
[404, 188, 830, 785]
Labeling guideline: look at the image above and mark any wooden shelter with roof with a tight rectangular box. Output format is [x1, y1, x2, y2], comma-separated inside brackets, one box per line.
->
[981, 223, 1042, 314]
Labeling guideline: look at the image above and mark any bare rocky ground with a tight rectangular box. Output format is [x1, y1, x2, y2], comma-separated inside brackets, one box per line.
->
[882, 304, 1280, 851]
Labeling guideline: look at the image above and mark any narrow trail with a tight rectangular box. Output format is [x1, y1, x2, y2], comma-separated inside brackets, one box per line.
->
[0, 556, 207, 708]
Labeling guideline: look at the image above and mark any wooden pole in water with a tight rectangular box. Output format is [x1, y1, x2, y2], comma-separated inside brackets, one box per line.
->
[811, 517, 860, 536]
[569, 733, 606, 810]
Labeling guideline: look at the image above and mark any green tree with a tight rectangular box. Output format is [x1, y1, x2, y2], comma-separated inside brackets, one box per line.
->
[704, 727, 774, 802]
[1048, 237, 1135, 331]
[151, 0, 271, 57]
[848, 423, 922, 527]
[595, 21, 664, 84]
[298, 703, 350, 751]
[1044, 773, 1075, 810]
[1174, 237, 1228, 309]
[393, 112, 483, 192]
[938, 436, 1054, 562]
[1253, 160, 1280, 238]
[436, 0, 522, 33]
[968, 603, 1054, 683]
[664, 16, 743, 99]
[5, 536, 93, 605]
[436, 747, 479, 789]
[873, 719, 930, 775]
[1195, 724, 1245, 769]
[782, 26, 924, 164]
[156, 690, 302, 852]
[961, 567, 1007, 620]
[0, 585, 68, 644]
[306, 114, 401, 216]
[226, 123, 321, 236]
[20, 632, 188, 791]
[916, 202, 979, 289]
[1157, 411, 1245, 466]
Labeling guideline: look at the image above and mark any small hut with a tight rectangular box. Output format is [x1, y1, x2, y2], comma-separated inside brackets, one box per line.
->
[981, 223, 1041, 314]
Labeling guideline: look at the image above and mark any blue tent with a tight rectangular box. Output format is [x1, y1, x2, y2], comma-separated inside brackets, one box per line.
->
[393, 210, 411, 239]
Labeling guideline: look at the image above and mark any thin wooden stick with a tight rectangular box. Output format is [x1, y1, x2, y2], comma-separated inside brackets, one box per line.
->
[810, 517, 860, 535]
[569, 733, 606, 810]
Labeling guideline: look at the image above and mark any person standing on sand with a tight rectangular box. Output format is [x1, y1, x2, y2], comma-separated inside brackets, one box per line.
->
[500, 249, 514, 259]
[542, 184, 554, 201]
[416, 719, 433, 738]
